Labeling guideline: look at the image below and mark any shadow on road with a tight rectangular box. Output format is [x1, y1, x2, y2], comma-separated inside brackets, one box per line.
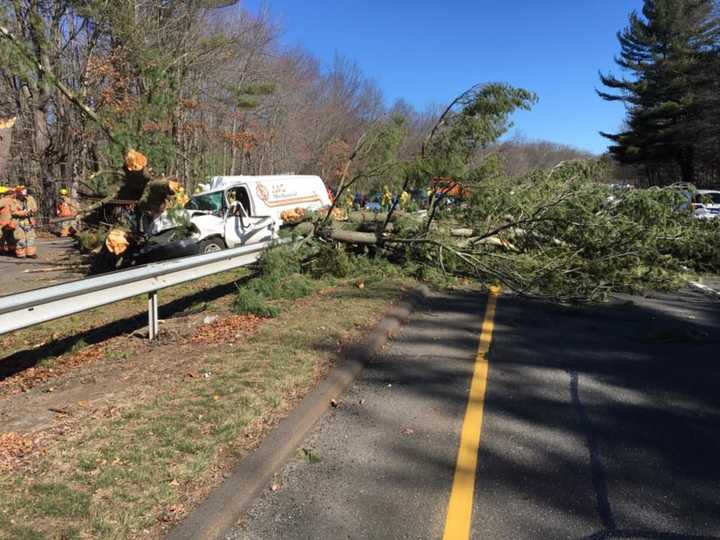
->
[302, 288, 720, 538]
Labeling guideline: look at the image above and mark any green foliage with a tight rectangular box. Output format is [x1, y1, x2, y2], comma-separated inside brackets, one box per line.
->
[230, 81, 276, 109]
[69, 338, 89, 354]
[394, 213, 425, 236]
[351, 252, 406, 280]
[235, 96, 259, 109]
[233, 246, 313, 317]
[76, 228, 107, 252]
[421, 83, 538, 182]
[249, 273, 314, 302]
[352, 115, 409, 192]
[599, 0, 720, 183]
[237, 82, 277, 96]
[256, 245, 303, 277]
[312, 243, 352, 278]
[411, 159, 720, 301]
[232, 289, 279, 318]
[83, 173, 114, 197]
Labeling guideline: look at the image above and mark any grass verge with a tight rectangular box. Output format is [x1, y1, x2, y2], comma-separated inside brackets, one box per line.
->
[0, 275, 415, 539]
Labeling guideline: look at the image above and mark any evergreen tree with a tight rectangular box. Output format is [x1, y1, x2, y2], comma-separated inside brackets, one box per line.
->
[598, 0, 720, 184]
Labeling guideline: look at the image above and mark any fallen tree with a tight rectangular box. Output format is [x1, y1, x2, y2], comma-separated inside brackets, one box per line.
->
[291, 162, 718, 302]
[296, 84, 720, 302]
[75, 82, 720, 302]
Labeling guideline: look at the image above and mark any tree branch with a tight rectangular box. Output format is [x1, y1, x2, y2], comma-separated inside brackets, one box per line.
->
[0, 23, 122, 147]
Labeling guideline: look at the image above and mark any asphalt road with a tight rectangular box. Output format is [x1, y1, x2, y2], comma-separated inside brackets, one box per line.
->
[0, 237, 84, 296]
[228, 287, 720, 539]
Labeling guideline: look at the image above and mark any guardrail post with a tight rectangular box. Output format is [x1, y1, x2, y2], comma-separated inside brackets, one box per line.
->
[148, 291, 159, 340]
[0, 239, 283, 338]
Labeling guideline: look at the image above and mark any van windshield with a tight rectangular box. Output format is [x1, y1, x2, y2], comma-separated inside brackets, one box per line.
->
[187, 192, 224, 212]
[702, 192, 720, 204]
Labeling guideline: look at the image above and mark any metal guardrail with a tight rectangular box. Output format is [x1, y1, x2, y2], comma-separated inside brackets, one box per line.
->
[0, 238, 284, 340]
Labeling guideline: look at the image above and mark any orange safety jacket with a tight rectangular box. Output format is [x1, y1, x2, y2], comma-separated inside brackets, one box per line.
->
[57, 197, 78, 218]
[0, 196, 14, 229]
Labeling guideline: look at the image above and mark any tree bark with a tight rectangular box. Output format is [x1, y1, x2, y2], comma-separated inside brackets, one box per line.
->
[329, 230, 378, 244]
[678, 146, 696, 184]
[0, 116, 15, 180]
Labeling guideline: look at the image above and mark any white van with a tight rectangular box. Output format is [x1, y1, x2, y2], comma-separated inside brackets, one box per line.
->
[184, 175, 331, 253]
[692, 189, 720, 220]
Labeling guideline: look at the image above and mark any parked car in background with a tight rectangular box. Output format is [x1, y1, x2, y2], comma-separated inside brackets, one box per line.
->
[692, 190, 720, 220]
[365, 194, 382, 212]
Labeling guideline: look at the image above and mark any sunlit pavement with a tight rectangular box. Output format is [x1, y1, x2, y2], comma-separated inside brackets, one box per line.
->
[0, 237, 83, 296]
[228, 288, 720, 539]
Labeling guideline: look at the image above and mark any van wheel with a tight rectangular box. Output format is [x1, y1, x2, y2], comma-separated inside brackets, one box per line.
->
[198, 238, 226, 254]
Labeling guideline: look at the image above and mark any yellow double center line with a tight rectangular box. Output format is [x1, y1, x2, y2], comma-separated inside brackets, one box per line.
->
[442, 287, 501, 540]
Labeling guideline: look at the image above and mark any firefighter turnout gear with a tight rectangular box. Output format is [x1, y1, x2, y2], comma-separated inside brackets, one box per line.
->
[0, 191, 14, 255]
[10, 189, 38, 258]
[56, 191, 79, 237]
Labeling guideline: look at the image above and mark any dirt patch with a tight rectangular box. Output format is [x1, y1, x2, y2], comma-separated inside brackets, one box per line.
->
[0, 311, 266, 434]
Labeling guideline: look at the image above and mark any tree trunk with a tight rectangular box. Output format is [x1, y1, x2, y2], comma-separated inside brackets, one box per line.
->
[230, 115, 237, 175]
[678, 146, 696, 184]
[0, 116, 15, 180]
[32, 105, 55, 219]
[329, 230, 378, 244]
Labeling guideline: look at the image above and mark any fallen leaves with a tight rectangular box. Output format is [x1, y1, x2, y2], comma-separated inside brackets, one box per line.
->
[1, 314, 264, 398]
[0, 432, 41, 472]
[186, 314, 265, 345]
[1, 341, 107, 394]
[158, 503, 185, 522]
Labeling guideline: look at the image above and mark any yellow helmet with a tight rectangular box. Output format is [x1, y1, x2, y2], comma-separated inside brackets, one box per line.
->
[0, 186, 9, 195]
[59, 187, 69, 196]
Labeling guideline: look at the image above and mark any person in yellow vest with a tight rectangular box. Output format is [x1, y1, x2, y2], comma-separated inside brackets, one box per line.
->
[10, 186, 38, 258]
[55, 187, 79, 237]
[0, 187, 14, 255]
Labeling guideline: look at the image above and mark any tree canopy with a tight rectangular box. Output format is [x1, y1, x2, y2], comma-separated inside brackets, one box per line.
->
[598, 0, 720, 185]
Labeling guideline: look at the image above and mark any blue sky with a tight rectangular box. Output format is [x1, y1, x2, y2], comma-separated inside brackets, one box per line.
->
[242, 0, 644, 154]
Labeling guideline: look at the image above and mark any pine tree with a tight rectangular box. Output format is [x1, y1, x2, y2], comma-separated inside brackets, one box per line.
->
[598, 0, 720, 184]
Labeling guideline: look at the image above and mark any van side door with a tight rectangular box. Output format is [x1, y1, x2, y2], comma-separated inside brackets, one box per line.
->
[223, 186, 273, 247]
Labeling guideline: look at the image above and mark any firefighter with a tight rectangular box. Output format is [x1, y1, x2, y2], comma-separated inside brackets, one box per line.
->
[0, 187, 14, 255]
[10, 186, 38, 258]
[55, 187, 79, 237]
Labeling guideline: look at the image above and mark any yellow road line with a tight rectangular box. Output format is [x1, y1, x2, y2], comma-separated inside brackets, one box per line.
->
[442, 286, 501, 540]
